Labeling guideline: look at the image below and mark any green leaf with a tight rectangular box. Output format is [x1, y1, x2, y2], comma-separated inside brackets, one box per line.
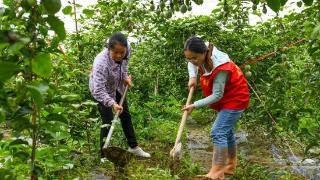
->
[36, 147, 53, 159]
[26, 82, 49, 108]
[45, 113, 68, 124]
[75, 3, 82, 8]
[63, 163, 74, 169]
[0, 169, 14, 180]
[0, 61, 19, 83]
[46, 15, 66, 40]
[13, 151, 30, 161]
[310, 24, 320, 40]
[19, 37, 30, 44]
[82, 9, 94, 18]
[50, 36, 60, 49]
[81, 100, 98, 107]
[8, 117, 32, 132]
[302, 0, 313, 6]
[0, 43, 9, 50]
[0, 108, 5, 123]
[9, 139, 29, 146]
[267, 0, 281, 12]
[62, 5, 72, 15]
[42, 0, 61, 15]
[42, 121, 70, 140]
[27, 85, 44, 107]
[7, 42, 25, 54]
[32, 81, 49, 94]
[60, 94, 81, 101]
[32, 53, 52, 78]
[280, 0, 288, 6]
[13, 106, 32, 119]
[54, 94, 81, 102]
[251, 0, 260, 5]
[3, 0, 15, 6]
[39, 25, 48, 36]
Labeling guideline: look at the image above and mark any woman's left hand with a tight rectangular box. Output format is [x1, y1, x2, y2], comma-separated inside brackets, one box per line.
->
[124, 75, 133, 88]
[182, 104, 195, 114]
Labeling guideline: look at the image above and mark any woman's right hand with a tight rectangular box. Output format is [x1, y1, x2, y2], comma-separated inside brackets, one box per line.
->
[182, 104, 195, 114]
[112, 103, 123, 114]
[188, 77, 197, 90]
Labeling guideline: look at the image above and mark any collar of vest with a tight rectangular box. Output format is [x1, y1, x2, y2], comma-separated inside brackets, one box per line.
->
[200, 47, 230, 76]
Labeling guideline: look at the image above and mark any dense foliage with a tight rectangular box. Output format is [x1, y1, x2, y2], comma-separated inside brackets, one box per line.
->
[0, 0, 319, 179]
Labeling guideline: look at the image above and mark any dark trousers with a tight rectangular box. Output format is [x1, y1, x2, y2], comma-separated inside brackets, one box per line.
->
[98, 91, 138, 157]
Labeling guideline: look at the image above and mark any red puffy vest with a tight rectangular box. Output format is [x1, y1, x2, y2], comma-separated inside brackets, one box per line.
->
[199, 61, 250, 112]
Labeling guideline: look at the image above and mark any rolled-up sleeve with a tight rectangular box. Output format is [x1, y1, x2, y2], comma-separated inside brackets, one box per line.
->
[90, 63, 115, 107]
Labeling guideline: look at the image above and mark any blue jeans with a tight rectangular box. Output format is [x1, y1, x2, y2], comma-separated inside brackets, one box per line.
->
[211, 109, 244, 148]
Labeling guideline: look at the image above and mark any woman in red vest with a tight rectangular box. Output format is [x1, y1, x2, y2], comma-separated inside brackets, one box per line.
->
[182, 36, 250, 180]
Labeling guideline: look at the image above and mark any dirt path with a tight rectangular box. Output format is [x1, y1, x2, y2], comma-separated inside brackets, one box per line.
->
[186, 124, 213, 172]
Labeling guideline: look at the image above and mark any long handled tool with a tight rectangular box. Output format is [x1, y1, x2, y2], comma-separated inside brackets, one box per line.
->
[170, 87, 194, 159]
[102, 85, 132, 167]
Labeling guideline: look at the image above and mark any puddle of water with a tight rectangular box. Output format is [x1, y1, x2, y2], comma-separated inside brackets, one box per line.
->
[271, 144, 320, 180]
[89, 171, 114, 180]
[187, 140, 210, 150]
[238, 132, 320, 179]
[186, 123, 320, 179]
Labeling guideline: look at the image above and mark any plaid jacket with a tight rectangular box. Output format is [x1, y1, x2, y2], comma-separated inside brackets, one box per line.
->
[89, 47, 131, 107]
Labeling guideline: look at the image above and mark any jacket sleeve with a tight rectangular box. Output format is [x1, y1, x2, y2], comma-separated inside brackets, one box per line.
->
[90, 61, 116, 107]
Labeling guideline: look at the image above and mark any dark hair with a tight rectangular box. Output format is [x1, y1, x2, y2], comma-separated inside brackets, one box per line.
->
[184, 36, 207, 53]
[106, 32, 128, 49]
